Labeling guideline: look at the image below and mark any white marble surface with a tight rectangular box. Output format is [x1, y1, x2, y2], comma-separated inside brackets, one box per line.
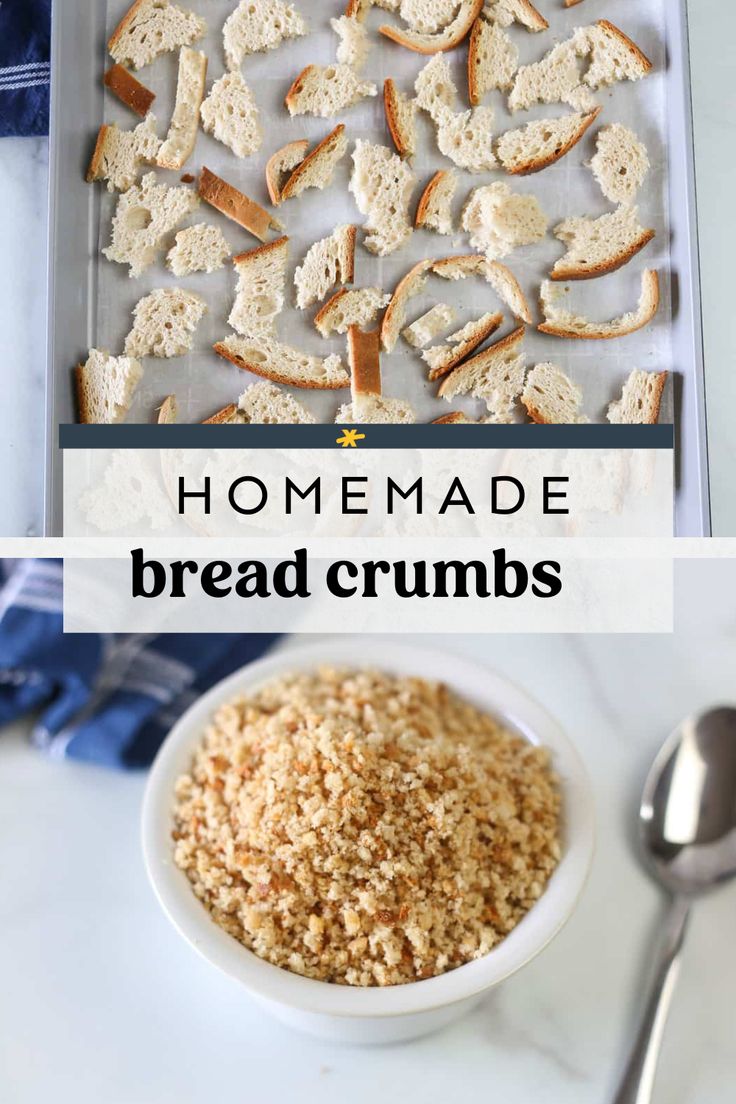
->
[1, 559, 735, 1103]
[0, 2, 734, 534]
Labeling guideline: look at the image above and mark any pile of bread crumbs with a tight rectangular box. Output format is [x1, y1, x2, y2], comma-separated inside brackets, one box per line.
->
[172, 667, 561, 986]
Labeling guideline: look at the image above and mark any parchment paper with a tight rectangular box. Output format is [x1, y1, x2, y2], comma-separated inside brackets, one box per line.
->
[93, 0, 672, 425]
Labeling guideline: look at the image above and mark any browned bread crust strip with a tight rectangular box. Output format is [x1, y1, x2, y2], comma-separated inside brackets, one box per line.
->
[379, 0, 484, 55]
[348, 327, 382, 397]
[280, 124, 347, 202]
[104, 63, 156, 116]
[203, 404, 238, 424]
[198, 167, 281, 242]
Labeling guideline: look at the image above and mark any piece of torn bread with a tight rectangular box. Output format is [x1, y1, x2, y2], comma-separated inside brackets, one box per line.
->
[315, 288, 391, 337]
[509, 20, 652, 113]
[551, 205, 654, 281]
[463, 182, 548, 260]
[229, 236, 289, 338]
[438, 325, 526, 423]
[403, 303, 456, 348]
[607, 369, 667, 425]
[349, 140, 417, 256]
[496, 108, 601, 174]
[266, 140, 310, 204]
[415, 54, 497, 172]
[109, 0, 206, 70]
[399, 0, 460, 33]
[223, 0, 308, 69]
[337, 395, 416, 423]
[294, 225, 357, 310]
[590, 124, 650, 205]
[214, 334, 349, 389]
[485, 0, 548, 32]
[206, 381, 316, 425]
[103, 172, 199, 277]
[468, 19, 518, 104]
[157, 395, 178, 424]
[157, 47, 207, 171]
[339, 326, 416, 424]
[87, 115, 161, 192]
[76, 349, 144, 424]
[521, 362, 588, 424]
[104, 64, 156, 117]
[167, 223, 231, 276]
[432, 254, 533, 324]
[384, 79, 418, 159]
[378, 0, 483, 54]
[415, 170, 456, 234]
[198, 167, 281, 240]
[280, 125, 348, 201]
[538, 269, 660, 339]
[200, 71, 262, 159]
[125, 288, 208, 358]
[380, 258, 433, 351]
[423, 312, 504, 381]
[285, 65, 377, 118]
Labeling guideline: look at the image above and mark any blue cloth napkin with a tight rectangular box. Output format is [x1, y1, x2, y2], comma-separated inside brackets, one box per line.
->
[0, 0, 52, 138]
[0, 561, 279, 769]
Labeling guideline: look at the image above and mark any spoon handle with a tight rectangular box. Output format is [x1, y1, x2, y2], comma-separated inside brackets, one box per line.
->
[612, 895, 691, 1104]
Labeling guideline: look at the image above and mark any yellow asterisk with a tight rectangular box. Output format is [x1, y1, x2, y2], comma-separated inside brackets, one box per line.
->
[336, 428, 366, 448]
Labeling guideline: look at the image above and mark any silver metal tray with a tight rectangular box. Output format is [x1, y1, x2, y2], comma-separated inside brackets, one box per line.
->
[46, 0, 709, 535]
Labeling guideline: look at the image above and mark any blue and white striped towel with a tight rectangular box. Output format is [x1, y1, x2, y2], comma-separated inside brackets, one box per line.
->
[0, 0, 52, 138]
[0, 561, 279, 769]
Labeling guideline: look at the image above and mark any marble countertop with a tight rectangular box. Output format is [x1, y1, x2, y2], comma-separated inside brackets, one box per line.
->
[0, 1, 735, 536]
[1, 558, 735, 1103]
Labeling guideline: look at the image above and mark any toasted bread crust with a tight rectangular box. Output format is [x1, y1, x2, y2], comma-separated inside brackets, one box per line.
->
[203, 404, 238, 424]
[467, 18, 484, 107]
[265, 140, 309, 205]
[75, 364, 92, 423]
[515, 0, 548, 30]
[415, 170, 450, 229]
[596, 20, 653, 77]
[501, 107, 602, 175]
[432, 412, 472, 424]
[348, 327, 382, 397]
[539, 269, 660, 339]
[427, 312, 503, 382]
[280, 124, 346, 202]
[104, 64, 156, 116]
[551, 227, 655, 281]
[157, 395, 178, 424]
[383, 79, 412, 159]
[232, 235, 289, 267]
[438, 325, 526, 398]
[380, 258, 434, 352]
[86, 125, 113, 183]
[199, 167, 279, 241]
[343, 225, 358, 284]
[639, 371, 667, 424]
[313, 288, 350, 333]
[213, 343, 350, 390]
[379, 0, 483, 54]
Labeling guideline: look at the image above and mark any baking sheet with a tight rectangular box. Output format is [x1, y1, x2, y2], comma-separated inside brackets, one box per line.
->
[46, 0, 709, 534]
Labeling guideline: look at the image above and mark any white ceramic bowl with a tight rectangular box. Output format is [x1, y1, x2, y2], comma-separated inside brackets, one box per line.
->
[142, 640, 595, 1044]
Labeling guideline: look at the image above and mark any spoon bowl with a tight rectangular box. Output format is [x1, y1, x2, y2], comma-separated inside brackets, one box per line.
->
[640, 706, 736, 895]
[613, 705, 736, 1104]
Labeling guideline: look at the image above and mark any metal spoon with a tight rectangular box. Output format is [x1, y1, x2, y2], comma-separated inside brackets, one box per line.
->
[613, 706, 736, 1104]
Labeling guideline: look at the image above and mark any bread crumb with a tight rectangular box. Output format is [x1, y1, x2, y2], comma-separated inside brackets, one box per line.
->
[173, 668, 561, 987]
